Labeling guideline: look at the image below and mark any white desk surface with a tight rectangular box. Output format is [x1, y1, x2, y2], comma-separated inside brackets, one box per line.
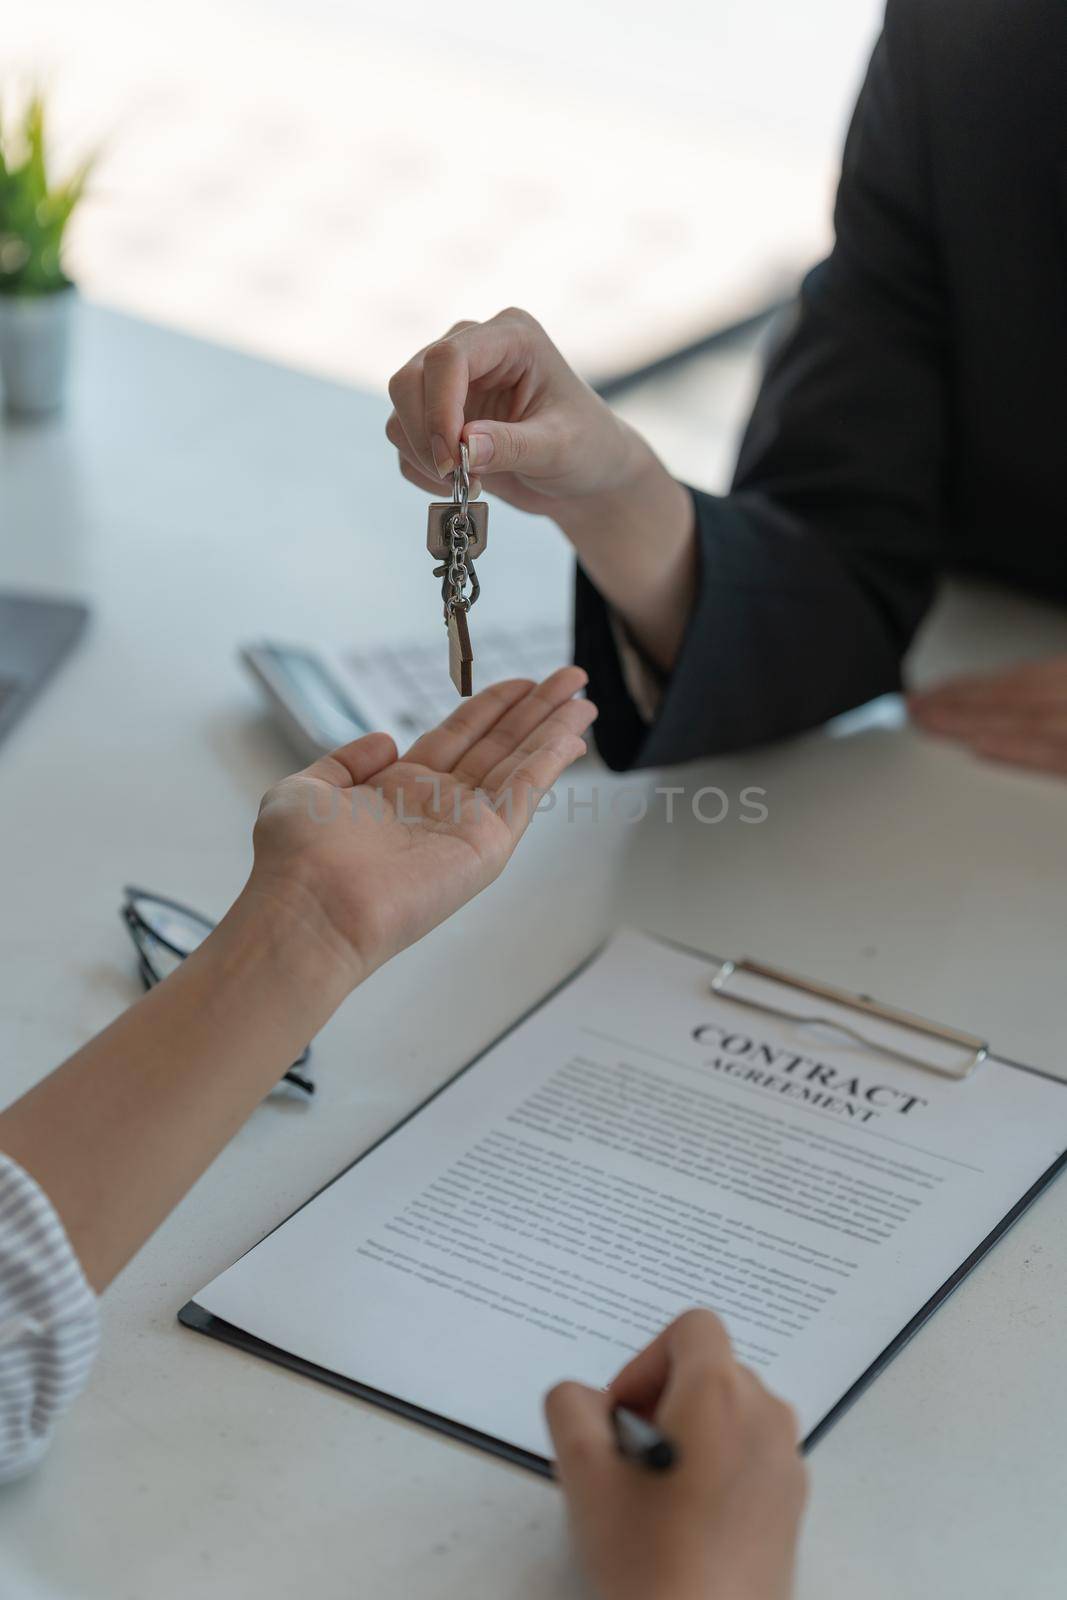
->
[2, 303, 1067, 1600]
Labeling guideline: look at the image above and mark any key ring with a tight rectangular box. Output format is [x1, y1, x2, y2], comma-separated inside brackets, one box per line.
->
[452, 441, 470, 521]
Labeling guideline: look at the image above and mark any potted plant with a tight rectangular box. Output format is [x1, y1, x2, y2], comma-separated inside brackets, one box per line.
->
[0, 94, 93, 416]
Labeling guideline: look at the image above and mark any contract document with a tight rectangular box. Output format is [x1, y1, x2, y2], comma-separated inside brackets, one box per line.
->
[183, 932, 1067, 1471]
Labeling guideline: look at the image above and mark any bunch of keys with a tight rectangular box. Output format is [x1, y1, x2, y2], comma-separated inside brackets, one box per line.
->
[426, 441, 488, 696]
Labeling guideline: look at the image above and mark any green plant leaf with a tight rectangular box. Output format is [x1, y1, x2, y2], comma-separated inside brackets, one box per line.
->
[0, 92, 94, 295]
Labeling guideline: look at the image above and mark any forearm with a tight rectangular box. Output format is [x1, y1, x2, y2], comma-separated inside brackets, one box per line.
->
[0, 882, 357, 1292]
[554, 430, 698, 675]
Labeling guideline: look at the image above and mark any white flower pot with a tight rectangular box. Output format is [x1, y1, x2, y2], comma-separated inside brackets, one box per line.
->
[0, 286, 76, 416]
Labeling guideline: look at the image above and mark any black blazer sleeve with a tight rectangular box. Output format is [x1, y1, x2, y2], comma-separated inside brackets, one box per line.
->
[575, 0, 949, 771]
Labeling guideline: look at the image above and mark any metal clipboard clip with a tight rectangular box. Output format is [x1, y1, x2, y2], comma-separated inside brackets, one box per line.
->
[710, 958, 988, 1080]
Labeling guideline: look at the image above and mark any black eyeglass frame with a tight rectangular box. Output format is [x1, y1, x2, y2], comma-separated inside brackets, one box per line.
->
[120, 885, 315, 1096]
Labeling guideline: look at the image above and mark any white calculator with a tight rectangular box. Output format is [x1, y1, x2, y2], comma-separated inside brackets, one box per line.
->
[243, 622, 573, 760]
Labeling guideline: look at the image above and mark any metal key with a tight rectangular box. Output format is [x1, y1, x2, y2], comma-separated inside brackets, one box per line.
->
[427, 498, 488, 562]
[427, 442, 488, 696]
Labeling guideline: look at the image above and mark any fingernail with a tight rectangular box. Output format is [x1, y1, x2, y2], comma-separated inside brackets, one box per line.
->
[467, 432, 494, 469]
[431, 435, 453, 477]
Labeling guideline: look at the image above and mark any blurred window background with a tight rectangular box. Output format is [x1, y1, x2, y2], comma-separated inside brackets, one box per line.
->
[5, 0, 884, 486]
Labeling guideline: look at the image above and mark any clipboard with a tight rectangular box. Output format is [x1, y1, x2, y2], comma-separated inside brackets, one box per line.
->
[179, 933, 1067, 1475]
[707, 956, 988, 1078]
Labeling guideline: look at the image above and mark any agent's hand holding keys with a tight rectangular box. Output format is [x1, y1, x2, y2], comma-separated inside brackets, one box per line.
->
[387, 308, 698, 676]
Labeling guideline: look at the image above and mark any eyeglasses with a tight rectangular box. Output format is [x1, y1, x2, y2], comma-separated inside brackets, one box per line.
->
[120, 886, 315, 1097]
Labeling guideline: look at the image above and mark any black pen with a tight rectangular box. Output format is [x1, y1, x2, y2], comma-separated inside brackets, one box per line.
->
[611, 1405, 678, 1471]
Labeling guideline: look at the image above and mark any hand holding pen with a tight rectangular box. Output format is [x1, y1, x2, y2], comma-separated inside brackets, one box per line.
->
[545, 1309, 807, 1600]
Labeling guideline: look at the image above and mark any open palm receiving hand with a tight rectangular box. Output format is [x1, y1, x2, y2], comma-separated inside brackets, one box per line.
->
[249, 668, 596, 985]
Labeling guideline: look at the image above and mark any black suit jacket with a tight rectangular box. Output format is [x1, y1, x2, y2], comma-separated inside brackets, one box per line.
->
[576, 0, 1067, 770]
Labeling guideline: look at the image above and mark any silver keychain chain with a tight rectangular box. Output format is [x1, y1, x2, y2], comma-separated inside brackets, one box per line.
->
[425, 439, 488, 695]
[443, 443, 479, 618]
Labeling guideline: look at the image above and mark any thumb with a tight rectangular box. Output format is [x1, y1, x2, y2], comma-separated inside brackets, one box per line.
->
[464, 416, 557, 479]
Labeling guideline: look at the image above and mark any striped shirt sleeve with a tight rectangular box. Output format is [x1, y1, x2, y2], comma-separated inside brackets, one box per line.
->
[0, 1151, 99, 1482]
